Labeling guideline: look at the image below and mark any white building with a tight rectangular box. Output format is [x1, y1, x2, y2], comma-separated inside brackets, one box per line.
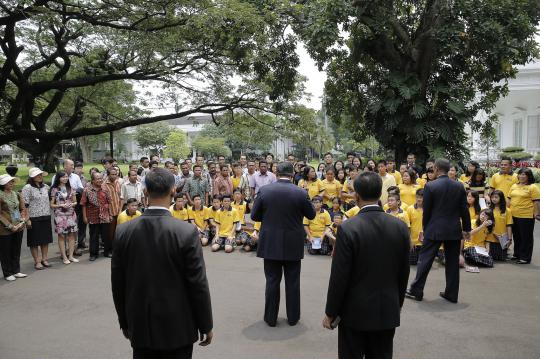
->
[471, 60, 540, 160]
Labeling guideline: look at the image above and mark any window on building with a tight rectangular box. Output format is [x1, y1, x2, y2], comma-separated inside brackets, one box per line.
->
[527, 115, 540, 150]
[514, 119, 523, 147]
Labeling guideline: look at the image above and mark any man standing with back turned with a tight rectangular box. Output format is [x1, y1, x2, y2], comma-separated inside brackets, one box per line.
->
[251, 162, 316, 327]
[323, 171, 410, 359]
[112, 168, 213, 359]
[406, 158, 471, 303]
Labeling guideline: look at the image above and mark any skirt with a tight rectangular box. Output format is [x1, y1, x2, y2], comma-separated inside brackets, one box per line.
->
[464, 247, 494, 268]
[54, 212, 79, 235]
[27, 216, 53, 247]
[488, 242, 506, 261]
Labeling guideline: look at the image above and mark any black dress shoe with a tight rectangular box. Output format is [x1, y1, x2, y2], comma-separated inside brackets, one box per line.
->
[405, 289, 422, 301]
[89, 256, 97, 261]
[439, 292, 457, 303]
[265, 320, 276, 327]
[288, 320, 299, 326]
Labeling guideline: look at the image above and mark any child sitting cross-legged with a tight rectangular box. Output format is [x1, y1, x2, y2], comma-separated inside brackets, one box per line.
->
[211, 195, 239, 253]
[303, 196, 332, 255]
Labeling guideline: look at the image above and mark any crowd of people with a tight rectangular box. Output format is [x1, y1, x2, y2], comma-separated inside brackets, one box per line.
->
[0, 151, 538, 282]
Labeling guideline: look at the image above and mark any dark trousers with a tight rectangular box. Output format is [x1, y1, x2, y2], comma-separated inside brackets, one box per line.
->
[409, 239, 461, 302]
[89, 223, 111, 256]
[263, 259, 301, 325]
[338, 325, 395, 359]
[133, 345, 193, 359]
[0, 231, 23, 277]
[75, 204, 87, 247]
[513, 217, 535, 262]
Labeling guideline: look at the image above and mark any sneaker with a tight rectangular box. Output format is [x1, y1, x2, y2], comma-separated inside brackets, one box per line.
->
[14, 273, 27, 278]
[5, 275, 16, 281]
[69, 257, 80, 263]
[63, 259, 71, 265]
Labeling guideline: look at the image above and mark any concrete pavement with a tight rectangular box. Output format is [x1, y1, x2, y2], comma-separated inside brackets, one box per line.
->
[1, 230, 540, 359]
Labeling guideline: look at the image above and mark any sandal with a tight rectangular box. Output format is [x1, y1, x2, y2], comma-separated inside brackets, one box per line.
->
[41, 260, 52, 268]
[63, 258, 71, 265]
[34, 263, 44, 270]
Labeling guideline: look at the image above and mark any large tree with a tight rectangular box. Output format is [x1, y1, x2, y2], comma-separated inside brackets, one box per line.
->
[0, 0, 300, 169]
[296, 0, 540, 162]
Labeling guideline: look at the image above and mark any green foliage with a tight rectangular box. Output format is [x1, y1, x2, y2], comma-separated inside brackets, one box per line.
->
[534, 154, 540, 161]
[296, 0, 540, 162]
[531, 168, 540, 184]
[507, 152, 533, 161]
[164, 130, 190, 162]
[134, 123, 172, 154]
[192, 135, 231, 158]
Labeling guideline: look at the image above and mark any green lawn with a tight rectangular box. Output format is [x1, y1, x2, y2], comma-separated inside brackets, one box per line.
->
[0, 162, 130, 191]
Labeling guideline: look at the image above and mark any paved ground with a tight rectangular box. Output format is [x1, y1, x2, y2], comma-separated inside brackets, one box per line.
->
[1, 229, 540, 359]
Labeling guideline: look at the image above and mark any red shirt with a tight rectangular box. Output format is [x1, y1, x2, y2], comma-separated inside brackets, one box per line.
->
[81, 185, 112, 224]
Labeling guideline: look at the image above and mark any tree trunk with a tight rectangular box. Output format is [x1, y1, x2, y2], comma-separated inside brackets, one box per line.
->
[79, 137, 92, 163]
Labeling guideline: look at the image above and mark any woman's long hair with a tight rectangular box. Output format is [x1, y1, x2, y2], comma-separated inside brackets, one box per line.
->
[467, 189, 481, 216]
[477, 208, 495, 234]
[470, 168, 487, 187]
[302, 166, 315, 181]
[51, 171, 72, 194]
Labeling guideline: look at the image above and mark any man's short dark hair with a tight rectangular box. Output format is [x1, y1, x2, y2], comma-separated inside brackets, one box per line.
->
[126, 198, 138, 205]
[106, 167, 118, 176]
[145, 168, 175, 197]
[500, 155, 512, 163]
[377, 159, 387, 166]
[103, 158, 114, 165]
[192, 194, 201, 200]
[354, 172, 382, 201]
[324, 152, 333, 158]
[193, 164, 202, 170]
[259, 160, 268, 166]
[434, 158, 451, 173]
[346, 151, 356, 157]
[277, 162, 294, 177]
[140, 156, 149, 162]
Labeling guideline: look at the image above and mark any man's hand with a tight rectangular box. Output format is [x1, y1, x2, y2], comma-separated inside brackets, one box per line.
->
[199, 331, 213, 346]
[308, 237, 314, 243]
[83, 217, 88, 224]
[121, 328, 129, 340]
[322, 315, 334, 330]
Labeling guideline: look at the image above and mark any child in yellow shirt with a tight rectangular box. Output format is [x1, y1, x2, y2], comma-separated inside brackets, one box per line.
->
[169, 194, 189, 221]
[241, 221, 261, 252]
[188, 194, 210, 246]
[207, 195, 222, 240]
[324, 212, 343, 255]
[488, 190, 513, 261]
[462, 209, 494, 267]
[385, 193, 410, 228]
[117, 198, 142, 225]
[211, 195, 239, 253]
[406, 189, 424, 265]
[303, 196, 332, 255]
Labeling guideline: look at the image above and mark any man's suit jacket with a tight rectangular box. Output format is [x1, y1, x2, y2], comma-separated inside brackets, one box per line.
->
[111, 208, 213, 350]
[325, 206, 410, 331]
[422, 175, 471, 241]
[251, 179, 316, 261]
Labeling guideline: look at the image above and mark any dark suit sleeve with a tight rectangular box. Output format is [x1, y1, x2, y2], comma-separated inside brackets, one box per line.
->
[398, 223, 411, 308]
[111, 229, 127, 330]
[459, 185, 472, 232]
[250, 189, 264, 222]
[325, 226, 353, 317]
[422, 184, 433, 230]
[302, 193, 316, 220]
[183, 227, 213, 334]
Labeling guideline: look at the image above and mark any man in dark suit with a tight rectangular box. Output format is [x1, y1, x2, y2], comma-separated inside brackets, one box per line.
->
[112, 168, 213, 359]
[323, 171, 410, 359]
[406, 158, 472, 303]
[251, 162, 316, 327]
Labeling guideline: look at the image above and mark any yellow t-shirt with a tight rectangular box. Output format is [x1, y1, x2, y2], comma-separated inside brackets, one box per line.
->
[117, 210, 142, 225]
[509, 183, 540, 218]
[299, 178, 325, 199]
[464, 221, 488, 249]
[303, 209, 332, 238]
[459, 174, 472, 183]
[341, 179, 355, 204]
[254, 221, 261, 231]
[380, 173, 397, 205]
[169, 205, 189, 221]
[232, 201, 247, 224]
[489, 172, 518, 199]
[322, 179, 341, 206]
[398, 184, 418, 207]
[383, 202, 409, 212]
[188, 206, 209, 229]
[207, 206, 220, 223]
[390, 171, 402, 185]
[214, 207, 240, 237]
[416, 177, 427, 189]
[386, 209, 410, 227]
[344, 206, 360, 218]
[232, 176, 242, 189]
[490, 207, 512, 242]
[469, 206, 479, 221]
[406, 205, 423, 246]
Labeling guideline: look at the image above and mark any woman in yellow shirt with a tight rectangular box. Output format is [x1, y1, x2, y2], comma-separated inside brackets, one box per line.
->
[398, 169, 418, 206]
[341, 166, 359, 210]
[508, 168, 540, 264]
[462, 209, 494, 267]
[298, 166, 325, 199]
[488, 190, 513, 261]
[322, 168, 341, 208]
[460, 161, 479, 183]
[467, 189, 481, 222]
